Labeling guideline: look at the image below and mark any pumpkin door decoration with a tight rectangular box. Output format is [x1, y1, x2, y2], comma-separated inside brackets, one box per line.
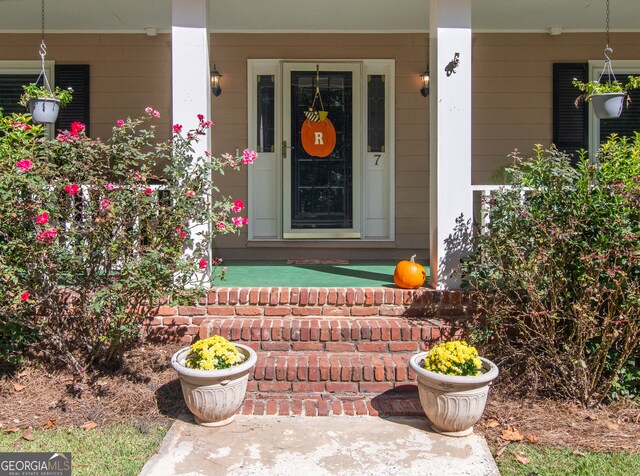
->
[393, 254, 427, 289]
[301, 117, 336, 158]
[301, 66, 336, 158]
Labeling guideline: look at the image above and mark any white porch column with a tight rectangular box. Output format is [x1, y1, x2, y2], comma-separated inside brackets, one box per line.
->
[171, 0, 212, 270]
[429, 0, 473, 289]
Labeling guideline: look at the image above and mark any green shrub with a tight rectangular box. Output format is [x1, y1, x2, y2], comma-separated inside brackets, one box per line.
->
[0, 110, 256, 373]
[463, 136, 640, 406]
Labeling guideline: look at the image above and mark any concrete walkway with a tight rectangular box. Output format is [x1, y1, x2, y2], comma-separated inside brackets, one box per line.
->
[140, 415, 499, 476]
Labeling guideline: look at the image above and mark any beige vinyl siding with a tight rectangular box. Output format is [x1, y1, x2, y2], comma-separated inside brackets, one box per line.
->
[472, 32, 640, 184]
[0, 33, 172, 141]
[210, 33, 429, 259]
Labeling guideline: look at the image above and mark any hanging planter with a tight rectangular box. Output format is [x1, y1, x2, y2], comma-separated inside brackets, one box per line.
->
[19, 0, 74, 124]
[590, 92, 625, 120]
[573, 77, 640, 120]
[572, 1, 640, 120]
[20, 85, 73, 124]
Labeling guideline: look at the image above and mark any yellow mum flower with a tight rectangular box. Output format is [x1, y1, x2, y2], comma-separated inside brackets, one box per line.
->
[423, 341, 483, 376]
[185, 335, 244, 370]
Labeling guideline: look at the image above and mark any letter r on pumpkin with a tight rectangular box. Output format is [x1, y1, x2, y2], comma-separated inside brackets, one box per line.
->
[314, 132, 324, 145]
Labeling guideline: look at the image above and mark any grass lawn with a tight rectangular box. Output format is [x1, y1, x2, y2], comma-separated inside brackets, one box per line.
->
[0, 420, 169, 476]
[496, 443, 640, 476]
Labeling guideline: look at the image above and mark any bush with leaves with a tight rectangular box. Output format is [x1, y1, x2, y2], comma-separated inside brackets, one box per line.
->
[0, 109, 257, 373]
[462, 136, 640, 406]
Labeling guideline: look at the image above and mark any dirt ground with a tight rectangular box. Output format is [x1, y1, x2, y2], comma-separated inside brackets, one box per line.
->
[1, 343, 639, 454]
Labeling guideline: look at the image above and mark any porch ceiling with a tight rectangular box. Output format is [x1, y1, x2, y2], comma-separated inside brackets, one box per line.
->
[1, 0, 639, 34]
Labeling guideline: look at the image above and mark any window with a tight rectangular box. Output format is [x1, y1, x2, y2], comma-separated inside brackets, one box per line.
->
[0, 61, 90, 135]
[553, 61, 640, 160]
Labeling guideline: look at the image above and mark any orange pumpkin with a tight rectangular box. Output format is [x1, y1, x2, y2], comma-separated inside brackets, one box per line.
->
[393, 254, 426, 289]
[301, 118, 336, 158]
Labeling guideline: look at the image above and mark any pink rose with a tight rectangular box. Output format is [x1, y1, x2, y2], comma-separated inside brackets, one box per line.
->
[153, 110, 160, 118]
[11, 122, 31, 131]
[231, 199, 244, 213]
[117, 119, 125, 127]
[64, 184, 80, 196]
[144, 188, 153, 195]
[21, 291, 30, 301]
[134, 172, 141, 180]
[216, 222, 226, 230]
[16, 159, 33, 172]
[198, 259, 208, 270]
[71, 122, 85, 136]
[176, 226, 187, 239]
[145, 107, 153, 114]
[197, 114, 204, 122]
[36, 227, 58, 244]
[185, 190, 195, 197]
[232, 216, 248, 227]
[100, 199, 111, 210]
[172, 124, 183, 134]
[212, 258, 223, 266]
[56, 133, 70, 143]
[242, 149, 258, 165]
[105, 183, 115, 191]
[36, 212, 49, 224]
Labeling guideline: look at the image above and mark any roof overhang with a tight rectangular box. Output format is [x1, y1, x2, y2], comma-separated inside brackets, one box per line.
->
[1, 0, 639, 34]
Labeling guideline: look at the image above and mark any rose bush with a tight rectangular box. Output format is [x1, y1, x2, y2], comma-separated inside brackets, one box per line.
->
[0, 108, 256, 372]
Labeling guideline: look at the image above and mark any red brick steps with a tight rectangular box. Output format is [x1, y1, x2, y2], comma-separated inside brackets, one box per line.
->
[147, 287, 472, 418]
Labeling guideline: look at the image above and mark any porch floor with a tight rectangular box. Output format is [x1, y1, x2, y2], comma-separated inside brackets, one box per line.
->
[219, 260, 430, 288]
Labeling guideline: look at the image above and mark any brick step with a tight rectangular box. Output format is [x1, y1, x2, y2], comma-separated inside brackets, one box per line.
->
[248, 351, 417, 389]
[198, 317, 442, 348]
[240, 389, 423, 417]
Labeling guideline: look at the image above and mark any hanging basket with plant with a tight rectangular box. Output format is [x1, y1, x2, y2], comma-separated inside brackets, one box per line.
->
[20, 0, 73, 124]
[19, 84, 73, 124]
[573, 75, 640, 120]
[573, 0, 640, 120]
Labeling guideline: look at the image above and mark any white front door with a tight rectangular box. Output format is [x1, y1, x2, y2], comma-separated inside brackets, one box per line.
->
[282, 62, 362, 239]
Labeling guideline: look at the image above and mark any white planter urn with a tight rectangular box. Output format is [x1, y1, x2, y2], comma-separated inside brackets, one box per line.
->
[590, 92, 625, 120]
[171, 343, 257, 427]
[27, 98, 61, 124]
[410, 352, 499, 437]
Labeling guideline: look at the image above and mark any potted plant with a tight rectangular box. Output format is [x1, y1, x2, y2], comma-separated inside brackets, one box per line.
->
[573, 76, 640, 119]
[19, 84, 73, 124]
[409, 341, 498, 437]
[171, 335, 257, 427]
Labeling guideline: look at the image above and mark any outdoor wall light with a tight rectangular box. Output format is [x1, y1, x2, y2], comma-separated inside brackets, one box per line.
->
[210, 65, 222, 97]
[420, 68, 430, 97]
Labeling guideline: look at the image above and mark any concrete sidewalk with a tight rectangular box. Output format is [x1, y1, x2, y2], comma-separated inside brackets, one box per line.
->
[140, 415, 499, 476]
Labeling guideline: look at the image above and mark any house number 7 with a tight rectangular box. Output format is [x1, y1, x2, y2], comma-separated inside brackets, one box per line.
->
[374, 154, 382, 166]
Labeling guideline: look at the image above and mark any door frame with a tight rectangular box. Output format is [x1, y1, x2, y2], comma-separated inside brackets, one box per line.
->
[282, 61, 362, 239]
[247, 58, 395, 243]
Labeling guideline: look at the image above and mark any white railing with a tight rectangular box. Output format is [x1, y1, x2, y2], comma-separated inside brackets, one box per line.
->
[472, 185, 529, 235]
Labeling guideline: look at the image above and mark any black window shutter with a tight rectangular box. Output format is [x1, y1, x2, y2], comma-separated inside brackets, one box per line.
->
[553, 63, 588, 158]
[55, 64, 90, 136]
[0, 74, 39, 115]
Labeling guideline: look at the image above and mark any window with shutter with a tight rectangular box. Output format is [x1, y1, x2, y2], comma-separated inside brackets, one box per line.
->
[55, 64, 90, 136]
[555, 61, 640, 159]
[0, 73, 40, 116]
[553, 63, 588, 159]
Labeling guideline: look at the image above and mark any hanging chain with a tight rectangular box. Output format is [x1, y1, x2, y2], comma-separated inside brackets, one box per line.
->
[36, 0, 52, 91]
[599, 0, 616, 84]
[605, 0, 610, 48]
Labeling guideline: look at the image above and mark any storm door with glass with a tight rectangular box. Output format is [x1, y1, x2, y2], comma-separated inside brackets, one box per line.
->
[282, 62, 361, 239]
